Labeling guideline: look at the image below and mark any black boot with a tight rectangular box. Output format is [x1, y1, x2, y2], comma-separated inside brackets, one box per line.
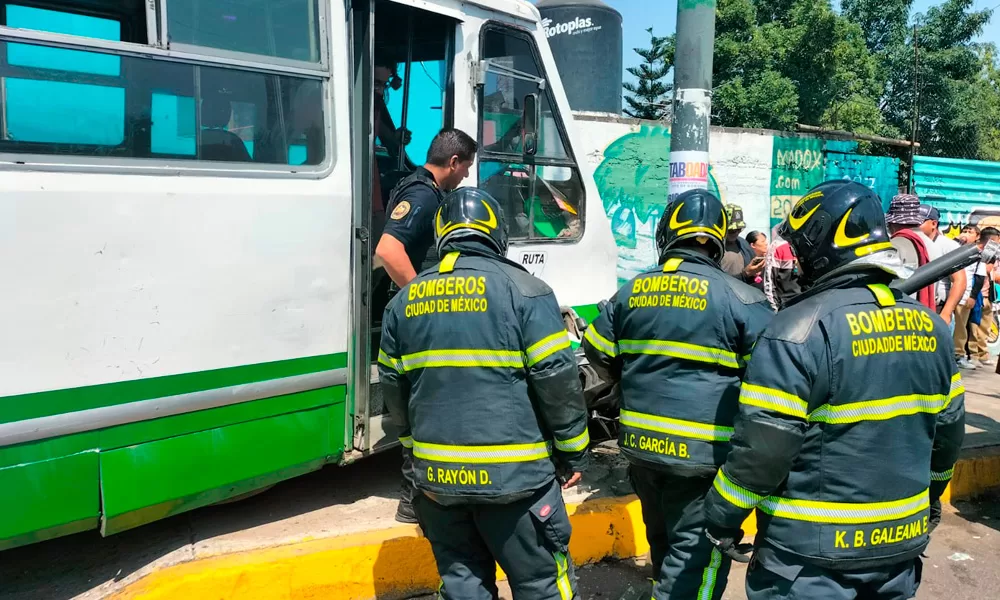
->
[395, 481, 419, 524]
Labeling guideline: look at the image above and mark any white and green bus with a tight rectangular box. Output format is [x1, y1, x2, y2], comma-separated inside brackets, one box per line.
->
[0, 0, 617, 549]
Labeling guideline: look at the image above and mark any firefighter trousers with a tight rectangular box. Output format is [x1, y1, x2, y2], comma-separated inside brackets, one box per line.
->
[628, 464, 731, 600]
[415, 479, 577, 600]
[746, 545, 922, 600]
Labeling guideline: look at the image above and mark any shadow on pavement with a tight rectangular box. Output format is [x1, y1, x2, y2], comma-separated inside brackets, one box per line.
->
[951, 489, 1000, 536]
[964, 411, 1000, 448]
[0, 450, 407, 600]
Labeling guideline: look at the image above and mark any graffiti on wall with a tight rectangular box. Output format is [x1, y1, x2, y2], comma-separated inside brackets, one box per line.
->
[593, 125, 724, 284]
[824, 149, 900, 210]
[768, 137, 824, 230]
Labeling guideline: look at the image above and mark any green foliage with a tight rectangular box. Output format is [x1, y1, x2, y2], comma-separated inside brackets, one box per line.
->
[694, 0, 1000, 160]
[623, 28, 675, 120]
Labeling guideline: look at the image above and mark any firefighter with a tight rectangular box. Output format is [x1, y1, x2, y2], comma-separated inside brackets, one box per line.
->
[374, 127, 477, 524]
[378, 187, 590, 600]
[581, 189, 774, 600]
[703, 180, 966, 599]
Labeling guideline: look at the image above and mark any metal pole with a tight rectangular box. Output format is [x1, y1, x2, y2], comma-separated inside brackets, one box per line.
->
[668, 0, 717, 201]
[397, 9, 414, 171]
[909, 24, 920, 194]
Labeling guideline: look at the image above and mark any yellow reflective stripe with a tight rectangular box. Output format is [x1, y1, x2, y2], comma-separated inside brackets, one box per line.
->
[621, 409, 734, 442]
[555, 552, 573, 600]
[677, 226, 724, 239]
[400, 348, 524, 371]
[759, 489, 929, 525]
[398, 435, 414, 449]
[554, 429, 590, 453]
[662, 257, 683, 272]
[712, 469, 764, 510]
[931, 468, 954, 481]
[438, 251, 460, 273]
[413, 440, 552, 464]
[739, 383, 808, 419]
[867, 283, 896, 307]
[619, 339, 741, 368]
[526, 331, 572, 367]
[856, 241, 894, 257]
[809, 393, 949, 424]
[697, 548, 723, 600]
[378, 349, 403, 372]
[951, 372, 965, 400]
[584, 325, 618, 358]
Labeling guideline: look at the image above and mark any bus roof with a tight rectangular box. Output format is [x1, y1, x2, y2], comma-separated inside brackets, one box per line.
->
[464, 0, 541, 22]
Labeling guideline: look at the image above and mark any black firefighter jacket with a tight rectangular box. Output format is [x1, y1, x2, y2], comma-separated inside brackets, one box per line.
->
[582, 249, 775, 476]
[378, 243, 590, 505]
[704, 274, 966, 570]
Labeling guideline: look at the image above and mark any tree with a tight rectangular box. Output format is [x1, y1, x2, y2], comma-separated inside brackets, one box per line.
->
[623, 28, 674, 120]
[712, 0, 799, 129]
[869, 0, 996, 159]
[841, 0, 913, 55]
[709, 0, 885, 134]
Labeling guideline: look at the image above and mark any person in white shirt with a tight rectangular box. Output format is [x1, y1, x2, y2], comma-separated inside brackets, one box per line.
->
[965, 226, 1000, 368]
[917, 205, 968, 333]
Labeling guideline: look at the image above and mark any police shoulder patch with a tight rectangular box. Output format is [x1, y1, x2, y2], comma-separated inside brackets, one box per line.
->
[390, 201, 411, 220]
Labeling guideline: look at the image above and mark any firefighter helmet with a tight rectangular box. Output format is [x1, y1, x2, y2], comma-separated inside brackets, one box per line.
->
[434, 187, 509, 257]
[655, 189, 727, 263]
[777, 180, 893, 283]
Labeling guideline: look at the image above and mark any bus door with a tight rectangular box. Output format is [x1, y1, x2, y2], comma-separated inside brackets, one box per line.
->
[349, 0, 458, 454]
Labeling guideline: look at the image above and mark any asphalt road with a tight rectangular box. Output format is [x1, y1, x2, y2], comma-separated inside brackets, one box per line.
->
[416, 494, 1000, 600]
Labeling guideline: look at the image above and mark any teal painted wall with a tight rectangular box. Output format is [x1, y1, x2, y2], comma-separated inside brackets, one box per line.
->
[913, 156, 1000, 237]
[824, 146, 900, 211]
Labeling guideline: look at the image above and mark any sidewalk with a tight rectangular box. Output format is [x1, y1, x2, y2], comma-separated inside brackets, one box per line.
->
[2, 368, 999, 600]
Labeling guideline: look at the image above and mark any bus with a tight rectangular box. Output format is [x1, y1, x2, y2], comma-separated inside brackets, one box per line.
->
[0, 0, 617, 549]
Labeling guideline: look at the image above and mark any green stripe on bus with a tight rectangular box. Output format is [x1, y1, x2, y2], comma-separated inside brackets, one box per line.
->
[0, 353, 347, 424]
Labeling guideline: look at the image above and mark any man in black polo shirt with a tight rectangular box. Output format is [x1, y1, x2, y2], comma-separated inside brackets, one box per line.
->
[375, 128, 477, 290]
[373, 127, 477, 523]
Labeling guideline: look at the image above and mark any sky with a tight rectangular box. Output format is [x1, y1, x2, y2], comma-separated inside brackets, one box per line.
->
[583, 0, 1000, 85]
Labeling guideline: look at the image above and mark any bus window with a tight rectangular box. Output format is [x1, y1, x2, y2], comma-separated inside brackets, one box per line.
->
[2, 6, 124, 146]
[384, 59, 445, 166]
[0, 37, 326, 165]
[167, 0, 321, 63]
[373, 3, 453, 192]
[477, 27, 583, 242]
[151, 93, 197, 155]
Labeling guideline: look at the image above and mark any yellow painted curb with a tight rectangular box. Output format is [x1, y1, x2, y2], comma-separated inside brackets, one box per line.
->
[111, 495, 656, 600]
[111, 452, 998, 600]
[941, 450, 1000, 503]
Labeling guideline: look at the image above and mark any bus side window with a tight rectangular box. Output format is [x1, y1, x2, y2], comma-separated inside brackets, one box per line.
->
[2, 5, 125, 147]
[477, 27, 583, 242]
[168, 0, 321, 63]
[0, 5, 327, 168]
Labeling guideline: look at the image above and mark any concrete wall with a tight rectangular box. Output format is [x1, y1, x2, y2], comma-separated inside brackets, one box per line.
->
[572, 112, 914, 283]
[575, 113, 789, 284]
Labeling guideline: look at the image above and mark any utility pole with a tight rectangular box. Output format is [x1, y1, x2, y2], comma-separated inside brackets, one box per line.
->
[668, 0, 717, 201]
[909, 24, 920, 194]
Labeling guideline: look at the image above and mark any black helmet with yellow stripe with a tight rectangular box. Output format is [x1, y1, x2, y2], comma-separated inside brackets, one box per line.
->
[655, 189, 727, 263]
[434, 187, 509, 257]
[777, 180, 894, 283]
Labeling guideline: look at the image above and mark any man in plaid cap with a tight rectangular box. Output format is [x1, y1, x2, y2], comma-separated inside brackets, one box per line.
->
[886, 194, 966, 327]
[887, 194, 937, 311]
